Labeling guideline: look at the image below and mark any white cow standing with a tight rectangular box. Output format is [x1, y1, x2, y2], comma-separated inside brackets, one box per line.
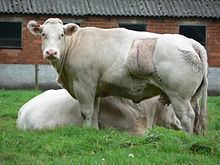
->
[17, 89, 182, 135]
[27, 18, 208, 133]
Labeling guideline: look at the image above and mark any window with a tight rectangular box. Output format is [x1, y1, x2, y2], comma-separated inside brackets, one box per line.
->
[63, 22, 80, 26]
[0, 22, 22, 48]
[179, 25, 206, 46]
[119, 23, 146, 31]
[74, 22, 80, 26]
[63, 18, 80, 26]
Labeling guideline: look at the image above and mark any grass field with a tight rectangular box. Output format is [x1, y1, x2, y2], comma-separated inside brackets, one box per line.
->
[0, 90, 220, 164]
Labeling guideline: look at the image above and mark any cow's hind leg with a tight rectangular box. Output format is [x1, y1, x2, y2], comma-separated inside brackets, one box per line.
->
[169, 96, 195, 133]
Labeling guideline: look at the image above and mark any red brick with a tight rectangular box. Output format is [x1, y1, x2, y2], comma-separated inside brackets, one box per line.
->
[0, 15, 220, 66]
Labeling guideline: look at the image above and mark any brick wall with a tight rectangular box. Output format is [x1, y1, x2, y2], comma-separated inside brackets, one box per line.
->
[0, 15, 47, 64]
[0, 14, 220, 67]
[80, 17, 118, 28]
[146, 17, 220, 67]
[207, 20, 220, 67]
[147, 18, 179, 34]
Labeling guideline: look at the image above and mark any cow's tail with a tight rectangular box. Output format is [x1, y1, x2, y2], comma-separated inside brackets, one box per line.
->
[191, 39, 208, 134]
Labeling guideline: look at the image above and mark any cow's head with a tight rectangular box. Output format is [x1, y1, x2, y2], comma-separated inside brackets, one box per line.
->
[27, 18, 79, 61]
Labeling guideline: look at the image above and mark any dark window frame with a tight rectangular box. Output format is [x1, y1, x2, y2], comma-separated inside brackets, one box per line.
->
[63, 18, 81, 26]
[0, 21, 22, 49]
[179, 24, 206, 47]
[119, 23, 147, 32]
[63, 22, 80, 26]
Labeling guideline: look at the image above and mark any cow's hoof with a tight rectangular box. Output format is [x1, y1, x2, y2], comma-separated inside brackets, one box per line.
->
[91, 121, 99, 130]
[83, 119, 92, 127]
[83, 119, 99, 130]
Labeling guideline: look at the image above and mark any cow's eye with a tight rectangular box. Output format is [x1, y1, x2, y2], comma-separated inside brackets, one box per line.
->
[58, 33, 65, 40]
[42, 33, 46, 37]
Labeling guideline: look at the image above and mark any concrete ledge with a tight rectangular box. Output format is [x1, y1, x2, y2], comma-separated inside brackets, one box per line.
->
[0, 64, 35, 89]
[0, 64, 59, 90]
[1, 64, 220, 95]
[37, 64, 60, 89]
[208, 67, 220, 95]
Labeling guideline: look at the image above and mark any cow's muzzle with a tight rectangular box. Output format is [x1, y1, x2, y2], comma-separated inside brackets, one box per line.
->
[44, 49, 58, 59]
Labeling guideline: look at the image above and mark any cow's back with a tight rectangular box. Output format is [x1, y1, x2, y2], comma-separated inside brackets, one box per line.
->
[67, 27, 160, 71]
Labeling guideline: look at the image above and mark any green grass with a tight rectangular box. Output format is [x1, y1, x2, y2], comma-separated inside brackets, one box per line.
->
[0, 90, 220, 164]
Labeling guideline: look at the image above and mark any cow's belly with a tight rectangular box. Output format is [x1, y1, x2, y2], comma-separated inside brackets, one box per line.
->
[100, 76, 161, 103]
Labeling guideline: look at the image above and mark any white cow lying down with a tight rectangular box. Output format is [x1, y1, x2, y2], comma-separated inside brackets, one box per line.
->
[17, 89, 182, 135]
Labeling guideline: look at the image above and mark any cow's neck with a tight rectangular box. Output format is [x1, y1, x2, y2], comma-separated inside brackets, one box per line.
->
[50, 60, 71, 92]
[53, 31, 81, 93]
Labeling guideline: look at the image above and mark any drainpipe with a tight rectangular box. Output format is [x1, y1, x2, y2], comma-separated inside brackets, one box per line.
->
[35, 64, 39, 90]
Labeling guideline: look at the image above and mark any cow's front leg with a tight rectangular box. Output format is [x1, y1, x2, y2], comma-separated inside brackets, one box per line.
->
[92, 97, 100, 129]
[73, 81, 99, 129]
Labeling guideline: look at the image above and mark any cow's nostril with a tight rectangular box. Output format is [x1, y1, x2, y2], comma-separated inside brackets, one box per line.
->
[46, 49, 57, 56]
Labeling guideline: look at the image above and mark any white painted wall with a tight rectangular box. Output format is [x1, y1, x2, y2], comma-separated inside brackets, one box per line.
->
[0, 64, 219, 95]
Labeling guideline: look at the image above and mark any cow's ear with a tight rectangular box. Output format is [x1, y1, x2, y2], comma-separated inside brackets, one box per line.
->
[63, 23, 79, 36]
[27, 20, 43, 36]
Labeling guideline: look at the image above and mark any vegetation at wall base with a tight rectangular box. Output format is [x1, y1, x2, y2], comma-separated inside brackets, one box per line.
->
[0, 90, 219, 164]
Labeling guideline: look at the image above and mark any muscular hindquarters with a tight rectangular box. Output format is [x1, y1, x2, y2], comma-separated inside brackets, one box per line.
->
[152, 34, 203, 98]
[151, 34, 203, 132]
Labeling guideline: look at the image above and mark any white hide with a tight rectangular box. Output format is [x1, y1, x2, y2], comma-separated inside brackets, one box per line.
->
[17, 89, 82, 130]
[17, 89, 182, 135]
[27, 18, 208, 133]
